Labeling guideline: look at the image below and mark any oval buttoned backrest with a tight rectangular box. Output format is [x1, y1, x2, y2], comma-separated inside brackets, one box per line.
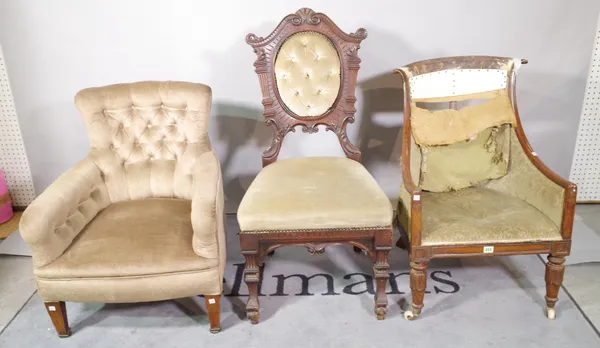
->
[274, 31, 341, 118]
[246, 8, 367, 166]
[75, 81, 212, 202]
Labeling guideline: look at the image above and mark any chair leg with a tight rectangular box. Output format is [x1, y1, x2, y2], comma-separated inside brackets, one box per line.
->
[243, 253, 261, 324]
[44, 301, 71, 337]
[373, 249, 390, 320]
[545, 255, 565, 319]
[204, 295, 221, 333]
[405, 261, 428, 320]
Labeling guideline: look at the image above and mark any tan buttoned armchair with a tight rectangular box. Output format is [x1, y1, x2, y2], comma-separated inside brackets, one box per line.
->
[19, 81, 226, 335]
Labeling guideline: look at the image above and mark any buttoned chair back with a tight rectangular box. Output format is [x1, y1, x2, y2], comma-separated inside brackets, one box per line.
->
[246, 7, 367, 166]
[75, 81, 212, 202]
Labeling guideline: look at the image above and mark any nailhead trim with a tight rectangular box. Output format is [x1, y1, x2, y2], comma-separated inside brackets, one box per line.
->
[239, 225, 392, 234]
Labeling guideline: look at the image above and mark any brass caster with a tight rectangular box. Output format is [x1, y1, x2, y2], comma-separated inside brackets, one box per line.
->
[546, 307, 556, 320]
[210, 327, 221, 334]
[404, 310, 419, 321]
[375, 308, 386, 320]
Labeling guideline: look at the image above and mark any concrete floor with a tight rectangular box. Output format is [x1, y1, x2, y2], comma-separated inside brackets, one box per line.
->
[0, 204, 599, 346]
[562, 204, 600, 335]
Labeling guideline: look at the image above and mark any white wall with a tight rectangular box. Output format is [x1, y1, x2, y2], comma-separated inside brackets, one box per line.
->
[0, 0, 598, 211]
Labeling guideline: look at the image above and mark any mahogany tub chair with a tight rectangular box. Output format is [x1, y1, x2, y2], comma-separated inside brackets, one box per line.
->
[394, 56, 577, 320]
[238, 8, 394, 323]
[19, 81, 226, 335]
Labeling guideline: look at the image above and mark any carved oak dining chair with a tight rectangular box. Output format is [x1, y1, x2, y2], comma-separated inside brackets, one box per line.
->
[238, 8, 394, 323]
[394, 56, 577, 321]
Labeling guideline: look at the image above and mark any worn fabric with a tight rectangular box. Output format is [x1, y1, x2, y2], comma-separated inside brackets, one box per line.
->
[410, 91, 516, 146]
[19, 158, 111, 268]
[237, 157, 393, 232]
[75, 81, 212, 203]
[420, 187, 561, 246]
[420, 126, 510, 192]
[484, 129, 565, 228]
[274, 31, 341, 117]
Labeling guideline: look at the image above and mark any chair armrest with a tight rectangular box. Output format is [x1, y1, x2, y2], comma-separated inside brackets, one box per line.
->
[19, 157, 110, 268]
[395, 67, 424, 245]
[191, 150, 225, 259]
[486, 129, 577, 238]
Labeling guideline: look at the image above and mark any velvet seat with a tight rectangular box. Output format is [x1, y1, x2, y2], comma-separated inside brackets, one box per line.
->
[19, 81, 226, 336]
[238, 157, 392, 233]
[419, 187, 561, 246]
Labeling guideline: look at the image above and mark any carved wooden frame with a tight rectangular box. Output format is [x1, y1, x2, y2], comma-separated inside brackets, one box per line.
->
[393, 56, 577, 320]
[240, 8, 392, 324]
[246, 7, 367, 167]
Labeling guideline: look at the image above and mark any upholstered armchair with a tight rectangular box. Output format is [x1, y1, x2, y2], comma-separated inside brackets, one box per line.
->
[19, 81, 226, 336]
[238, 8, 394, 324]
[394, 56, 577, 321]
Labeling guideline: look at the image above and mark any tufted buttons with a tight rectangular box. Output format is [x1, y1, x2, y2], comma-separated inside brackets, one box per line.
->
[119, 123, 124, 130]
[146, 123, 152, 129]
[274, 31, 341, 117]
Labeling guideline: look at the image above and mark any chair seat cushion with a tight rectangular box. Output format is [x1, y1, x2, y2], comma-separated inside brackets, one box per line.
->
[237, 157, 393, 233]
[421, 187, 561, 246]
[35, 198, 218, 280]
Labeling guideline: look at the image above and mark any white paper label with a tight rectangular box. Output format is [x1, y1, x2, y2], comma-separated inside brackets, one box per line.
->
[48, 306, 56, 311]
[208, 298, 216, 304]
[413, 194, 421, 201]
[483, 246, 494, 253]
[532, 152, 538, 156]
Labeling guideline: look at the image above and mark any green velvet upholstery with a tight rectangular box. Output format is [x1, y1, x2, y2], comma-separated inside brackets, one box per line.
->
[419, 187, 561, 246]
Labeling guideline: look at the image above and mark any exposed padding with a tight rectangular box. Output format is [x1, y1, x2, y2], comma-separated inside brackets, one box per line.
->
[410, 90, 516, 146]
[408, 69, 508, 101]
[419, 126, 511, 192]
[274, 31, 341, 117]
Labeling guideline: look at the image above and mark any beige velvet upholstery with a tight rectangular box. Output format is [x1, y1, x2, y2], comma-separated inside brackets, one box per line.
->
[419, 187, 561, 246]
[20, 81, 226, 303]
[274, 31, 341, 117]
[238, 157, 393, 233]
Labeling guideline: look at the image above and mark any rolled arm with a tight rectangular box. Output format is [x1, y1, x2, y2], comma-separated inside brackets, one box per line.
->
[191, 150, 225, 259]
[20, 157, 110, 268]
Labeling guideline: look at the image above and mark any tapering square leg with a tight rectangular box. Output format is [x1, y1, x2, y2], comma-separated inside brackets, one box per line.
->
[204, 295, 221, 333]
[44, 301, 71, 337]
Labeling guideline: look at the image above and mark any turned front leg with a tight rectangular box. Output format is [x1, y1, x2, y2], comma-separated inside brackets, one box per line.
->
[243, 253, 261, 324]
[545, 255, 565, 319]
[373, 249, 390, 320]
[406, 261, 428, 320]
